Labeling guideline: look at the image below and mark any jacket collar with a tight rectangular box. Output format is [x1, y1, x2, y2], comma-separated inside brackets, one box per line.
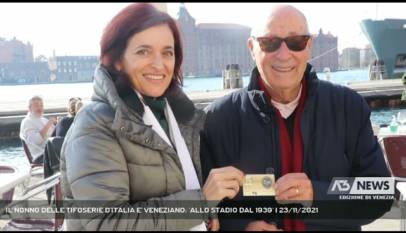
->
[247, 63, 319, 117]
[92, 65, 196, 125]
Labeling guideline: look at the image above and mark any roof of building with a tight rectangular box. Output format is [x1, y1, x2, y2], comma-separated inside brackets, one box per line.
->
[313, 28, 337, 39]
[312, 33, 337, 39]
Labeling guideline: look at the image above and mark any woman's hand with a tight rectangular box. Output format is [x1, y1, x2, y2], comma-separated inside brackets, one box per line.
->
[203, 166, 244, 201]
[207, 218, 220, 231]
[245, 220, 282, 231]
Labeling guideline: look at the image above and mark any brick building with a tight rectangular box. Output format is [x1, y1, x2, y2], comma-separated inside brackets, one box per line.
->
[310, 29, 339, 72]
[177, 4, 254, 77]
[0, 37, 33, 63]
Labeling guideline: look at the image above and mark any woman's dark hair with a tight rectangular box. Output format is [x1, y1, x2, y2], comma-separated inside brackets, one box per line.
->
[100, 3, 183, 97]
[67, 97, 82, 116]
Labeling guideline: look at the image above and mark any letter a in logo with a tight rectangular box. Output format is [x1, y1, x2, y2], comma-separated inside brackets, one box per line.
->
[331, 180, 351, 192]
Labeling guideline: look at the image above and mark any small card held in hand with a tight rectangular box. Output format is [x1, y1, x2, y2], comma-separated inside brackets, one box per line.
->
[243, 174, 276, 196]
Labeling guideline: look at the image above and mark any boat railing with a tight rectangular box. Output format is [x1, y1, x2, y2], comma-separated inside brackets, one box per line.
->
[369, 63, 388, 80]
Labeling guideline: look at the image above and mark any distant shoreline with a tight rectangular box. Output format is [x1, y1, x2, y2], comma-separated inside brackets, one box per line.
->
[0, 80, 92, 87]
[0, 69, 369, 86]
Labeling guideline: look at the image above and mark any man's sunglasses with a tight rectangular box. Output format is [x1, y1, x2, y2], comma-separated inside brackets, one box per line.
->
[252, 35, 311, 53]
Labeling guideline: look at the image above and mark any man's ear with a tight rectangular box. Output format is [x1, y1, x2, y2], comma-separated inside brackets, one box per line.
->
[247, 38, 255, 61]
[306, 36, 313, 58]
[307, 36, 313, 50]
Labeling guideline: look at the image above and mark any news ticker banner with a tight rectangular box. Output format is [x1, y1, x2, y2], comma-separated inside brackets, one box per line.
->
[0, 200, 396, 220]
[0, 177, 398, 220]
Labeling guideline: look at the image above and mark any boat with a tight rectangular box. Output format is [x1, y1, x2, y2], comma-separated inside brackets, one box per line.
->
[360, 18, 406, 79]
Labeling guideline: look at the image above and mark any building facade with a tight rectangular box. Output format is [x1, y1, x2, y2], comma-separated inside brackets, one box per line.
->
[341, 47, 361, 70]
[309, 29, 339, 72]
[177, 4, 254, 77]
[55, 56, 98, 82]
[360, 44, 376, 69]
[0, 36, 99, 84]
[0, 37, 33, 63]
[0, 62, 50, 84]
[0, 37, 48, 84]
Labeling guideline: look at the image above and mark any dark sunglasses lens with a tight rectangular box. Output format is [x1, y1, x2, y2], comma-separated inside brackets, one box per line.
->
[260, 38, 282, 52]
[285, 36, 310, 51]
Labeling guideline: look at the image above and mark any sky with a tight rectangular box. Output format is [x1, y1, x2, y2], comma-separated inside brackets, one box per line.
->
[0, 3, 405, 59]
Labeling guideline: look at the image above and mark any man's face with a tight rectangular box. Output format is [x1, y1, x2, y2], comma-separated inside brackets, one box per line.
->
[248, 9, 312, 91]
[29, 99, 44, 117]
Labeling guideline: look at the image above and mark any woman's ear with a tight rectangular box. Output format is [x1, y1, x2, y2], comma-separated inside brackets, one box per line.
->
[114, 61, 122, 72]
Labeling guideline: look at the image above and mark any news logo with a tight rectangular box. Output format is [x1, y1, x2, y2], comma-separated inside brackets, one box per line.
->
[327, 177, 395, 200]
[330, 178, 352, 193]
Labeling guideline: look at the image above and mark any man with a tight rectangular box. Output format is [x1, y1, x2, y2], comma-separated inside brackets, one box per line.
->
[20, 96, 56, 164]
[201, 5, 392, 231]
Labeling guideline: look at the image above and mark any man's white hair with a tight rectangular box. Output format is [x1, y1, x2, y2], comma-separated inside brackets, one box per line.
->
[28, 95, 43, 108]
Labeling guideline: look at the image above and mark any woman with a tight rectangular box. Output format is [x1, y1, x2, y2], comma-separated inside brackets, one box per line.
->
[52, 97, 82, 137]
[60, 3, 244, 231]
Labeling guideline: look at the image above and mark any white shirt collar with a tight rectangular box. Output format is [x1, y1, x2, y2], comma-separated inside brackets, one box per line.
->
[28, 112, 42, 119]
[271, 85, 302, 119]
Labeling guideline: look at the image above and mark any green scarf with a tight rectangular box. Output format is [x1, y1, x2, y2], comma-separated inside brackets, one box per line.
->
[142, 95, 169, 136]
[402, 72, 406, 101]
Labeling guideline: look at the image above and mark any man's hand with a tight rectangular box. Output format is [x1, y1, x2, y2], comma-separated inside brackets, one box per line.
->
[48, 117, 57, 125]
[40, 117, 56, 140]
[275, 173, 313, 205]
[245, 220, 282, 231]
